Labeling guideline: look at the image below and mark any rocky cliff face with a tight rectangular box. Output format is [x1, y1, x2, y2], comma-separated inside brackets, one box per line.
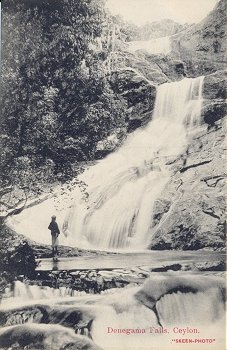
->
[109, 47, 187, 86]
[95, 67, 157, 156]
[149, 70, 226, 250]
[150, 119, 226, 250]
[170, 0, 227, 76]
[110, 69, 156, 131]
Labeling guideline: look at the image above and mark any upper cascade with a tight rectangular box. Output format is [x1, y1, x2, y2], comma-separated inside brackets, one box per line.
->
[127, 36, 171, 55]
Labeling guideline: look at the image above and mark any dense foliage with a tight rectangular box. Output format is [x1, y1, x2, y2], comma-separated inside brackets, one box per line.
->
[0, 0, 128, 193]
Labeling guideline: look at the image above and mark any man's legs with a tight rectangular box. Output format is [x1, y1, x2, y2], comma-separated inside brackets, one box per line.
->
[51, 234, 59, 257]
[55, 234, 59, 255]
[52, 234, 56, 256]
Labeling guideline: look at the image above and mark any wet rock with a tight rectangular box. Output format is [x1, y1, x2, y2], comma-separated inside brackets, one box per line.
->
[202, 100, 227, 125]
[193, 260, 226, 271]
[32, 267, 149, 295]
[0, 323, 102, 350]
[135, 274, 226, 320]
[201, 70, 227, 127]
[151, 264, 182, 272]
[0, 306, 47, 327]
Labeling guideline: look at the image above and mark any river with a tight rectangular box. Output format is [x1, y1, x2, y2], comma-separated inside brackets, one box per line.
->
[37, 250, 225, 271]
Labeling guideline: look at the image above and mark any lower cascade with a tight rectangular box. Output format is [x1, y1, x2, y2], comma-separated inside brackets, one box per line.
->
[0, 274, 225, 350]
[63, 76, 205, 250]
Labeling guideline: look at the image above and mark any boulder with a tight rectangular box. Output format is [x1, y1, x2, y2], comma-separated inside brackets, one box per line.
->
[151, 264, 182, 272]
[0, 323, 102, 350]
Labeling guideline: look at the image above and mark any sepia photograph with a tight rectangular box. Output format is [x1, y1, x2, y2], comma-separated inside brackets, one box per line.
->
[0, 0, 226, 349]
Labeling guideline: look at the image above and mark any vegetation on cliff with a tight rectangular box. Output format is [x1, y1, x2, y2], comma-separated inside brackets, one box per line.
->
[0, 0, 129, 200]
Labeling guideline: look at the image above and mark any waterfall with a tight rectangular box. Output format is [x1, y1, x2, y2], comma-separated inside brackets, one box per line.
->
[6, 76, 204, 249]
[156, 288, 224, 326]
[64, 76, 204, 250]
[153, 76, 204, 128]
[127, 36, 171, 55]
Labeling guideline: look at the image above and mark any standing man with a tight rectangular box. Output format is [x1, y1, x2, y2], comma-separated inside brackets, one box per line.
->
[48, 215, 60, 257]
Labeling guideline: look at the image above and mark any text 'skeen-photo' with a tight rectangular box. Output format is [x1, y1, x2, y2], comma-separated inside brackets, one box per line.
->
[0, 0, 226, 349]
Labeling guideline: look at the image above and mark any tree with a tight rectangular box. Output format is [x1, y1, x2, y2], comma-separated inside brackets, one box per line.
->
[0, 0, 129, 220]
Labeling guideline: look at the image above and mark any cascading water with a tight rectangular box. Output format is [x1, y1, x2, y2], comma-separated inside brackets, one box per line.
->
[64, 76, 205, 250]
[156, 288, 225, 326]
[1, 274, 225, 350]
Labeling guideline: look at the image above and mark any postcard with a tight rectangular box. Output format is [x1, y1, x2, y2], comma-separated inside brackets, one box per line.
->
[0, 0, 226, 349]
